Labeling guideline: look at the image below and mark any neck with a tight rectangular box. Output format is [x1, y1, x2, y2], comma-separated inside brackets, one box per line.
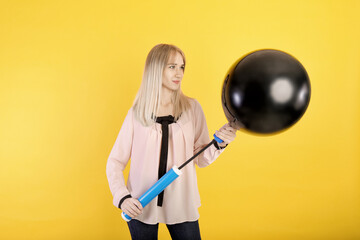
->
[161, 87, 174, 106]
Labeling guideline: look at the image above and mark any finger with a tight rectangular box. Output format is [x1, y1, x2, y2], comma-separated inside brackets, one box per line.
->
[217, 130, 235, 139]
[216, 130, 229, 138]
[228, 128, 237, 134]
[129, 203, 142, 215]
[219, 123, 229, 131]
[219, 127, 234, 133]
[224, 127, 237, 133]
[219, 129, 234, 136]
[215, 132, 231, 144]
[223, 128, 237, 136]
[133, 200, 143, 211]
[124, 207, 136, 218]
[218, 131, 236, 143]
[223, 132, 236, 140]
[122, 198, 133, 209]
[123, 202, 139, 217]
[124, 199, 143, 215]
[125, 211, 134, 219]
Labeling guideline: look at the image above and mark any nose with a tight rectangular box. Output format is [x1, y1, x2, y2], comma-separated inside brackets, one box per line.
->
[175, 68, 183, 78]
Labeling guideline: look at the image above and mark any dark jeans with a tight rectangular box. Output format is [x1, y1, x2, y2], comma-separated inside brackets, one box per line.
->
[127, 219, 201, 240]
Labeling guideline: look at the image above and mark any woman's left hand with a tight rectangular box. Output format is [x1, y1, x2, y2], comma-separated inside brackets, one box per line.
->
[214, 123, 237, 147]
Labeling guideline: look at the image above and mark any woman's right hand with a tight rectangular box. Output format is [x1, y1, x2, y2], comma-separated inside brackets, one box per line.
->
[121, 198, 143, 218]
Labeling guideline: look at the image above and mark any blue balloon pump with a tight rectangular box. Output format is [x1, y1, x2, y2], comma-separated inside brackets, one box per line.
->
[121, 134, 223, 222]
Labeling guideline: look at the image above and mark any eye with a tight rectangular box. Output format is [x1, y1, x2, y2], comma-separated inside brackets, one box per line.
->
[181, 66, 185, 70]
[169, 65, 175, 69]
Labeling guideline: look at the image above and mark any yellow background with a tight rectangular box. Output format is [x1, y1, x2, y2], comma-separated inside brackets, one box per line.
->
[1, 0, 359, 239]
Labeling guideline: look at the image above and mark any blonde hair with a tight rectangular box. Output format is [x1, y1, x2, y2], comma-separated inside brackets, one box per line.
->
[133, 44, 191, 126]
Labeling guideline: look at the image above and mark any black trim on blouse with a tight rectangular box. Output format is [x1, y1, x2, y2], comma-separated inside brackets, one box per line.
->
[213, 141, 228, 150]
[155, 115, 176, 207]
[118, 194, 132, 209]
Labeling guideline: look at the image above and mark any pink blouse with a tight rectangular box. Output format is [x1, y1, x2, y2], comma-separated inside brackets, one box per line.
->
[106, 98, 225, 224]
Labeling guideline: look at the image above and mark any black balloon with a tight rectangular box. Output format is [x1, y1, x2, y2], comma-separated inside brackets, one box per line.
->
[222, 49, 311, 134]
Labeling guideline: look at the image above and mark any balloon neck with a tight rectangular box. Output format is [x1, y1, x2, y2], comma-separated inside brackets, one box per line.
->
[230, 120, 243, 130]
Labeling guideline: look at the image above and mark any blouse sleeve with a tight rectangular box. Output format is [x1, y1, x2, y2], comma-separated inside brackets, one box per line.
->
[192, 99, 225, 168]
[106, 108, 134, 208]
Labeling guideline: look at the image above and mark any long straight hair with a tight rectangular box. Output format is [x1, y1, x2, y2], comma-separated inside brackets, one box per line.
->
[133, 44, 191, 126]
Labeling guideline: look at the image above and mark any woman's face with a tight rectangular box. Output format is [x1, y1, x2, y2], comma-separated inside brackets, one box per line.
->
[162, 51, 185, 92]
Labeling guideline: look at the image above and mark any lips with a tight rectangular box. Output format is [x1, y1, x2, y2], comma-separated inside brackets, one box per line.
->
[172, 80, 181, 84]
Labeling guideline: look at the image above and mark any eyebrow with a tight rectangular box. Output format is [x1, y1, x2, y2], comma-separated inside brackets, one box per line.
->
[167, 63, 185, 65]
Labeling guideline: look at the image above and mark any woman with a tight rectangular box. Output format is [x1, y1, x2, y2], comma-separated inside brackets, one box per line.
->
[106, 44, 237, 240]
